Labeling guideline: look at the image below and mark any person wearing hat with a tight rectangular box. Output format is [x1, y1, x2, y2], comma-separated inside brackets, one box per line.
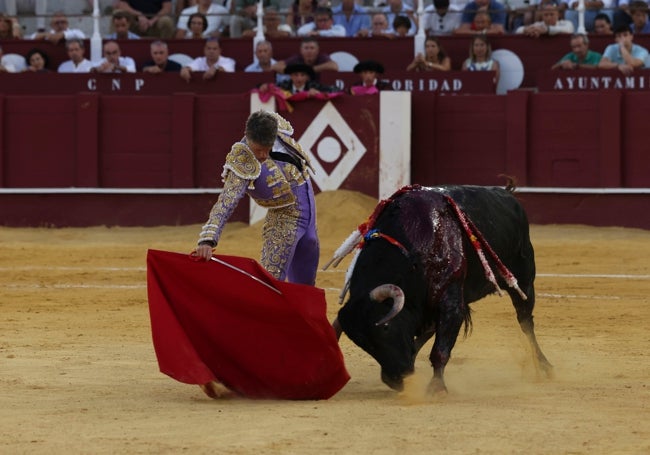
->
[276, 63, 335, 95]
[349, 60, 391, 95]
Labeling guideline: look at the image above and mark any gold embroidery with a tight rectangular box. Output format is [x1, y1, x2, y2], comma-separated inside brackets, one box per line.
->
[198, 171, 248, 246]
[269, 111, 294, 136]
[277, 134, 314, 172]
[223, 142, 261, 181]
[260, 203, 300, 279]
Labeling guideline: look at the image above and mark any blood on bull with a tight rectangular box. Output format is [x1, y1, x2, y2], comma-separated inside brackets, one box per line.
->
[325, 183, 553, 394]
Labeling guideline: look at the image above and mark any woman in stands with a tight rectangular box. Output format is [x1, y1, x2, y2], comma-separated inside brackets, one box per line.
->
[24, 48, 50, 72]
[406, 36, 451, 71]
[0, 14, 21, 39]
[286, 0, 318, 32]
[185, 12, 209, 39]
[462, 35, 500, 83]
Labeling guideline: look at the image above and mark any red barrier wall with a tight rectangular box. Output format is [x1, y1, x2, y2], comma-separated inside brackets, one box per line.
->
[2, 87, 650, 228]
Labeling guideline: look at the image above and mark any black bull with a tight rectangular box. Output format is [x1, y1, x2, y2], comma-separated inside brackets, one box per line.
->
[333, 184, 553, 393]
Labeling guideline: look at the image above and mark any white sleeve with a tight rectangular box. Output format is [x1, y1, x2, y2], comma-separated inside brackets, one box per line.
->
[297, 22, 316, 36]
[63, 28, 86, 40]
[177, 14, 189, 30]
[548, 20, 575, 35]
[124, 57, 136, 73]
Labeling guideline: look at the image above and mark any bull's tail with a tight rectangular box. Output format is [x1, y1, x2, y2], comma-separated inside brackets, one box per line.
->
[499, 174, 518, 193]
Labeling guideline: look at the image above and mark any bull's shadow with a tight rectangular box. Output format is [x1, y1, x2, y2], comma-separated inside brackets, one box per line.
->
[326, 184, 553, 394]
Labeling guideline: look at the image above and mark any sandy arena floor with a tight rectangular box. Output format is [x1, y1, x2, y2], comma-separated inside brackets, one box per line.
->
[1, 190, 649, 454]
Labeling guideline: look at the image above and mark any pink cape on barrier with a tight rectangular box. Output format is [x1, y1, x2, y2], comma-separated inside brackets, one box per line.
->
[146, 249, 350, 400]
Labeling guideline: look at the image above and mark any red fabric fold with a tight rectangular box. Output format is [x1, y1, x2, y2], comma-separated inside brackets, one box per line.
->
[146, 249, 350, 400]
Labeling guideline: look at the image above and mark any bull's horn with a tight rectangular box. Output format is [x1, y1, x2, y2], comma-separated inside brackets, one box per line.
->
[371, 284, 405, 326]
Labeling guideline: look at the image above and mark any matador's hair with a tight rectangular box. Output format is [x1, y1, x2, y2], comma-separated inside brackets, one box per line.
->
[245, 111, 278, 147]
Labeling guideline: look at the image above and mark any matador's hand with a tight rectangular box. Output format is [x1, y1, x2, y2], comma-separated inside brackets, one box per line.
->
[194, 244, 214, 261]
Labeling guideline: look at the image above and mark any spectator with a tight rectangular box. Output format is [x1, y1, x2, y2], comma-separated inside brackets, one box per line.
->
[105, 10, 141, 39]
[245, 40, 278, 72]
[0, 13, 20, 39]
[462, 34, 500, 83]
[551, 33, 602, 69]
[271, 36, 339, 81]
[57, 38, 93, 73]
[422, 0, 462, 36]
[0, 44, 21, 72]
[454, 9, 501, 34]
[176, 0, 229, 38]
[91, 40, 137, 73]
[24, 48, 49, 72]
[598, 24, 649, 74]
[629, 1, 650, 34]
[613, 0, 634, 30]
[593, 12, 614, 35]
[392, 15, 413, 36]
[562, 0, 615, 33]
[515, 2, 574, 36]
[287, 0, 318, 31]
[350, 60, 391, 95]
[182, 12, 210, 38]
[274, 63, 336, 94]
[456, 0, 508, 35]
[229, 0, 287, 37]
[361, 12, 395, 37]
[506, 0, 537, 32]
[113, 0, 175, 39]
[180, 37, 236, 81]
[30, 11, 86, 45]
[141, 40, 182, 72]
[407, 35, 452, 71]
[297, 6, 346, 36]
[242, 7, 294, 38]
[332, 0, 371, 37]
[382, 0, 417, 35]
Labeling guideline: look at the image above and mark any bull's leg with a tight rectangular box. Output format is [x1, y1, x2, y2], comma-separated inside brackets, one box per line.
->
[331, 316, 343, 341]
[508, 285, 554, 378]
[427, 284, 467, 394]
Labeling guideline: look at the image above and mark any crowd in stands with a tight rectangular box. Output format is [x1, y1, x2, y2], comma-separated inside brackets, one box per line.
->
[2, 0, 650, 82]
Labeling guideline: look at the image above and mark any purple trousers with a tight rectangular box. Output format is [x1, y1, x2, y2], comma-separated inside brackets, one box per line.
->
[261, 180, 319, 286]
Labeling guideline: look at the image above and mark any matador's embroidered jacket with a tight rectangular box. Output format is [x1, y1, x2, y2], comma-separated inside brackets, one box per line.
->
[197, 132, 313, 248]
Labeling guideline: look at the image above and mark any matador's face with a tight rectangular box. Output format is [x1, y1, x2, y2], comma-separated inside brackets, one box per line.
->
[247, 140, 272, 162]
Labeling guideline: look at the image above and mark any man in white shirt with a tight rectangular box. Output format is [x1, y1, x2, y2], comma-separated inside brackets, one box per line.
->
[244, 40, 277, 72]
[57, 38, 93, 73]
[175, 0, 229, 38]
[180, 38, 236, 81]
[91, 41, 136, 73]
[422, 0, 462, 35]
[30, 12, 86, 45]
[516, 2, 574, 36]
[297, 7, 346, 37]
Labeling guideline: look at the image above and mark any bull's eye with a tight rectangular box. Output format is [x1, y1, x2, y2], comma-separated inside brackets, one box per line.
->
[381, 323, 390, 331]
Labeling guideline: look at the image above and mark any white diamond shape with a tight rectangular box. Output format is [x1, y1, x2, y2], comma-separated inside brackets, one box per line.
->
[299, 102, 366, 191]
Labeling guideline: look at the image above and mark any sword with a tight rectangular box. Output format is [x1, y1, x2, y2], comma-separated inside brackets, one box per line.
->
[210, 257, 282, 295]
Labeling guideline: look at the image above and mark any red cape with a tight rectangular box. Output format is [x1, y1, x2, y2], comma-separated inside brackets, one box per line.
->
[146, 249, 350, 400]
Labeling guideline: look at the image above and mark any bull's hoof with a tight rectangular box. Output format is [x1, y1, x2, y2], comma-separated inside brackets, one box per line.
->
[381, 371, 406, 391]
[199, 381, 233, 399]
[426, 378, 448, 395]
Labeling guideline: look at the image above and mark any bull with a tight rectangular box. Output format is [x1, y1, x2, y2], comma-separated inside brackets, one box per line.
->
[326, 183, 553, 393]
